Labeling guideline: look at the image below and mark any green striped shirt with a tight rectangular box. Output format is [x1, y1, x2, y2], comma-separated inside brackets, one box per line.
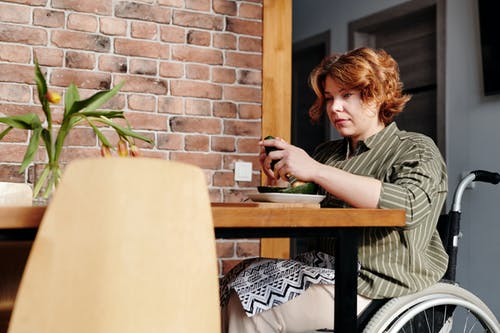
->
[313, 122, 448, 299]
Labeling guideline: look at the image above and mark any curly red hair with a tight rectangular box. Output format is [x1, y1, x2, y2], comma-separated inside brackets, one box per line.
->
[308, 47, 411, 125]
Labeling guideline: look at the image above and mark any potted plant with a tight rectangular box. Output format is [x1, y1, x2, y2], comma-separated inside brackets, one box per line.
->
[0, 60, 153, 199]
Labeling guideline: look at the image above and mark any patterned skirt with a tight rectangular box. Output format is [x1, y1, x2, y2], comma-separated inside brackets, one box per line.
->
[220, 251, 336, 317]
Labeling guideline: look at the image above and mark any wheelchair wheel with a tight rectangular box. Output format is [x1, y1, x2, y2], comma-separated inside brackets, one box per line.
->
[363, 282, 499, 333]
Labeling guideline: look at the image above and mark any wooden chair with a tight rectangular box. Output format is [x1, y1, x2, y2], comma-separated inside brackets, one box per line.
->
[7, 158, 220, 333]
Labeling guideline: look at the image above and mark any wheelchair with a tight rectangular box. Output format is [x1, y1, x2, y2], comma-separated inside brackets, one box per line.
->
[356, 170, 500, 332]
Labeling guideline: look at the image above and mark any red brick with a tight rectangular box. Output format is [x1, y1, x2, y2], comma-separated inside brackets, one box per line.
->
[213, 171, 234, 186]
[170, 116, 221, 134]
[226, 17, 262, 37]
[159, 62, 184, 78]
[171, 151, 222, 170]
[223, 120, 260, 136]
[58, 147, 101, 163]
[2, 0, 46, 5]
[239, 36, 262, 52]
[67, 13, 98, 32]
[173, 10, 223, 30]
[0, 3, 30, 23]
[187, 30, 210, 46]
[33, 9, 64, 28]
[34, 48, 64, 67]
[0, 144, 29, 163]
[213, 101, 236, 118]
[131, 21, 157, 39]
[0, 83, 30, 103]
[0, 24, 47, 45]
[65, 51, 96, 69]
[0, 164, 25, 182]
[213, 0, 237, 15]
[0, 44, 30, 63]
[157, 0, 183, 7]
[98, 55, 127, 73]
[158, 96, 183, 114]
[159, 25, 185, 43]
[124, 112, 167, 131]
[239, 3, 262, 20]
[171, 80, 222, 99]
[128, 94, 156, 112]
[0, 64, 35, 84]
[236, 241, 259, 257]
[115, 38, 168, 59]
[116, 75, 168, 95]
[52, 30, 110, 52]
[99, 17, 127, 36]
[186, 0, 210, 11]
[212, 67, 236, 84]
[224, 86, 261, 103]
[0, 125, 28, 143]
[237, 138, 260, 153]
[64, 128, 97, 146]
[239, 104, 261, 119]
[212, 136, 235, 152]
[185, 99, 210, 116]
[238, 70, 261, 85]
[0, 103, 41, 117]
[216, 241, 235, 258]
[209, 188, 222, 203]
[185, 134, 209, 151]
[213, 33, 236, 50]
[157, 133, 184, 150]
[130, 59, 157, 76]
[172, 45, 222, 65]
[226, 51, 262, 69]
[186, 64, 209, 80]
[115, 2, 171, 24]
[51, 0, 112, 15]
[50, 69, 111, 90]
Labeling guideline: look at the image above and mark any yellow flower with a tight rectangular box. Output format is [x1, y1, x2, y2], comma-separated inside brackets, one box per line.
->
[130, 144, 140, 157]
[45, 91, 61, 104]
[100, 145, 112, 157]
[117, 138, 129, 157]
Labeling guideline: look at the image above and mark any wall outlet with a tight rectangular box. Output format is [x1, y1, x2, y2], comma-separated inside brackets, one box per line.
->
[234, 161, 252, 182]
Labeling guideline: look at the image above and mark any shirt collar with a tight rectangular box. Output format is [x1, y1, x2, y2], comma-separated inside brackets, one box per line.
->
[343, 122, 398, 158]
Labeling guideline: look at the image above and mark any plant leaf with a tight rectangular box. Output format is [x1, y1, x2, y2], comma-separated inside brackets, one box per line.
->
[33, 164, 50, 198]
[64, 83, 80, 117]
[80, 110, 125, 118]
[0, 114, 42, 129]
[95, 116, 153, 144]
[86, 118, 112, 147]
[20, 127, 42, 173]
[34, 59, 51, 119]
[41, 128, 53, 162]
[67, 81, 125, 116]
[0, 126, 13, 140]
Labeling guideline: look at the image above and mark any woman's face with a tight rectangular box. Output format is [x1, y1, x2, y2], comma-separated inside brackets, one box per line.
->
[324, 76, 384, 147]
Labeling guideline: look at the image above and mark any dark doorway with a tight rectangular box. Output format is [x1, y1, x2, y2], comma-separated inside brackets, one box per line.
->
[292, 31, 330, 155]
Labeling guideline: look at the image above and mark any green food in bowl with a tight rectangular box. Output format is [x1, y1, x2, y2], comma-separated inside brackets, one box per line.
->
[257, 182, 318, 195]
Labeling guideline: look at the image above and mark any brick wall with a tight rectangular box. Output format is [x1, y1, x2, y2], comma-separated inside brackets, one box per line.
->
[0, 0, 263, 276]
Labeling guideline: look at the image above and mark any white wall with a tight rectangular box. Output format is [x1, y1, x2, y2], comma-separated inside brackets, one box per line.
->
[293, 0, 500, 317]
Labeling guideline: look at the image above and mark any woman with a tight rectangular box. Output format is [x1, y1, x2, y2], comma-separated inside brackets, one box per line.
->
[220, 47, 448, 332]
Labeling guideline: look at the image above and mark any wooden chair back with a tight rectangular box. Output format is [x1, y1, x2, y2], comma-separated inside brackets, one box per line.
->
[8, 158, 220, 333]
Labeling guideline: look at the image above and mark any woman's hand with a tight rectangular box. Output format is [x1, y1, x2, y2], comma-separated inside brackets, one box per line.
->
[258, 138, 320, 184]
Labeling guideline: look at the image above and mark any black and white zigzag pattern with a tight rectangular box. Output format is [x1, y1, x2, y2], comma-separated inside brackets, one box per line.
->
[220, 251, 336, 317]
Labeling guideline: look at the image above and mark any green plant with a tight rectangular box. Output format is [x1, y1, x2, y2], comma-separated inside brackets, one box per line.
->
[0, 60, 153, 199]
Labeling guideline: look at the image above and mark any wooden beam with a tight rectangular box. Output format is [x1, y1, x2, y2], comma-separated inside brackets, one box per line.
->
[261, 0, 292, 259]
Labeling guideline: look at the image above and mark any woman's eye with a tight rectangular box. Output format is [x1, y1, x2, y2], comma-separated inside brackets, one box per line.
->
[343, 92, 352, 98]
[325, 96, 333, 103]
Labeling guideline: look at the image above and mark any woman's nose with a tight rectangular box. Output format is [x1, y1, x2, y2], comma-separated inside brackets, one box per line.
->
[330, 99, 342, 113]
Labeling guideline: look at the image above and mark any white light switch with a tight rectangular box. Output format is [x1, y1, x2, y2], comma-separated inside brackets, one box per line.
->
[234, 161, 253, 181]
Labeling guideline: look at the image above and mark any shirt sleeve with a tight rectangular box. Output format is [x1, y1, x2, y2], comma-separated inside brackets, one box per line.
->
[378, 136, 447, 228]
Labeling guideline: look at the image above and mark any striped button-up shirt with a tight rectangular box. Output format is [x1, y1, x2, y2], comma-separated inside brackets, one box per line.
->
[313, 122, 448, 298]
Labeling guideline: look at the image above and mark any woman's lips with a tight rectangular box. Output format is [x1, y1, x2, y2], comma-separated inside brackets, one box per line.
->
[335, 119, 349, 126]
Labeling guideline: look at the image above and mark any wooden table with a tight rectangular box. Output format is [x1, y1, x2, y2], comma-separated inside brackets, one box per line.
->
[0, 203, 405, 332]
